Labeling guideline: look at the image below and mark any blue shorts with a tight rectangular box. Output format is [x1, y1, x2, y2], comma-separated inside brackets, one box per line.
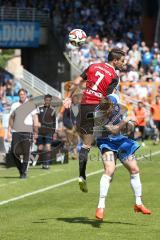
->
[96, 135, 140, 162]
[37, 134, 53, 145]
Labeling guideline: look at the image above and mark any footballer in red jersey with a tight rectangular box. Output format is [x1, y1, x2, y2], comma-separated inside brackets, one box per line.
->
[81, 62, 119, 105]
[63, 48, 126, 193]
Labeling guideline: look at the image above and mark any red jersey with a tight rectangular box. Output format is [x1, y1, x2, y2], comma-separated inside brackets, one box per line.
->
[81, 63, 119, 104]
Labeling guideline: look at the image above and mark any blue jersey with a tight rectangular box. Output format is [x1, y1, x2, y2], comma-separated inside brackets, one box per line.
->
[95, 102, 122, 126]
[95, 102, 139, 161]
[94, 102, 126, 139]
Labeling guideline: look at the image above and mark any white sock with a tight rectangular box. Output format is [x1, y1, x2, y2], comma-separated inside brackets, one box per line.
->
[97, 174, 111, 209]
[130, 173, 142, 205]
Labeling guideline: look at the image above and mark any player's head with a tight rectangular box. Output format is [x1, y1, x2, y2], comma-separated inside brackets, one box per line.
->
[95, 94, 120, 128]
[108, 48, 126, 70]
[108, 94, 120, 105]
[99, 94, 120, 115]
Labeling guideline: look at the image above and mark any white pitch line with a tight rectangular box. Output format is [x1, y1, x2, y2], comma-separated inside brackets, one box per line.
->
[0, 168, 64, 189]
[0, 170, 52, 189]
[0, 150, 160, 206]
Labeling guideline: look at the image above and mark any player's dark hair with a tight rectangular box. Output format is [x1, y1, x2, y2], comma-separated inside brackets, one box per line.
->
[44, 94, 52, 99]
[98, 98, 114, 116]
[108, 48, 125, 61]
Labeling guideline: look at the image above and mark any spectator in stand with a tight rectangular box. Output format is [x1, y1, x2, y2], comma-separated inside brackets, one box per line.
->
[152, 71, 160, 82]
[128, 43, 141, 70]
[151, 42, 159, 55]
[141, 47, 153, 73]
[0, 101, 4, 112]
[154, 61, 160, 74]
[5, 79, 12, 96]
[13, 80, 22, 96]
[0, 120, 5, 149]
[134, 101, 147, 146]
[145, 116, 159, 145]
[139, 41, 148, 55]
[151, 95, 160, 132]
[127, 66, 139, 82]
[0, 72, 6, 100]
[135, 83, 148, 101]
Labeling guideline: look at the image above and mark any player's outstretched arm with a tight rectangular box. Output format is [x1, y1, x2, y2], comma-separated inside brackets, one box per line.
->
[63, 75, 84, 109]
[73, 76, 84, 85]
[105, 122, 126, 135]
[105, 118, 135, 135]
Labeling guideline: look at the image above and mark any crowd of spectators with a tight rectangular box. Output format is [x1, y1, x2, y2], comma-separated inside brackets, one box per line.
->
[1, 1, 141, 43]
[52, 0, 142, 46]
[0, 0, 143, 47]
[0, 0, 53, 10]
[0, 71, 22, 113]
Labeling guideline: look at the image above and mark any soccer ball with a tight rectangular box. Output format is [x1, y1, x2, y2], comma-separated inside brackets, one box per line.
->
[68, 29, 87, 47]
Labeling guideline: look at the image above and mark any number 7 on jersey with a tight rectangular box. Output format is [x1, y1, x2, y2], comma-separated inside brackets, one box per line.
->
[92, 71, 104, 91]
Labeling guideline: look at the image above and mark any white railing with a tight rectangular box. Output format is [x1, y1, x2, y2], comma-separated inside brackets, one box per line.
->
[22, 69, 62, 99]
[0, 7, 49, 26]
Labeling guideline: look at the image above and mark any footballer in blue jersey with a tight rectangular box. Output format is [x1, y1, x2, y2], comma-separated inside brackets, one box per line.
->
[95, 94, 139, 162]
[94, 94, 151, 220]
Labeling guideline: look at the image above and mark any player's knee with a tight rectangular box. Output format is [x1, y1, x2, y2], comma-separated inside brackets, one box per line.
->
[104, 166, 115, 177]
[130, 167, 139, 175]
[102, 152, 116, 176]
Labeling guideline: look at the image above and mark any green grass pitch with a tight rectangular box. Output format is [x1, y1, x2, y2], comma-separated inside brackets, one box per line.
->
[0, 141, 160, 240]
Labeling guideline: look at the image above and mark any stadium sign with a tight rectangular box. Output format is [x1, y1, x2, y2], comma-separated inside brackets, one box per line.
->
[0, 21, 40, 47]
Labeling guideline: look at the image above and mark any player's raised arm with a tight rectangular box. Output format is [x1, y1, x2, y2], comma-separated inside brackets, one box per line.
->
[63, 69, 87, 108]
[73, 75, 84, 85]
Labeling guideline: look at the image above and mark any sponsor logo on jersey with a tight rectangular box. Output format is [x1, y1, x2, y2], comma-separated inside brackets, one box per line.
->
[94, 66, 112, 76]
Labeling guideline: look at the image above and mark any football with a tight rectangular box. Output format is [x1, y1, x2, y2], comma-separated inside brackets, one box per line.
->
[68, 29, 87, 47]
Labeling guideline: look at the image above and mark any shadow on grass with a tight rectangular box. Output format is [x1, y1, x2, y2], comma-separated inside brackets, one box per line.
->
[0, 176, 19, 179]
[56, 217, 138, 228]
[33, 217, 137, 228]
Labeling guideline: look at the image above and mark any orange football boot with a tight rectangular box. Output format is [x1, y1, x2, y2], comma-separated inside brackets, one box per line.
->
[95, 208, 104, 220]
[134, 204, 151, 214]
